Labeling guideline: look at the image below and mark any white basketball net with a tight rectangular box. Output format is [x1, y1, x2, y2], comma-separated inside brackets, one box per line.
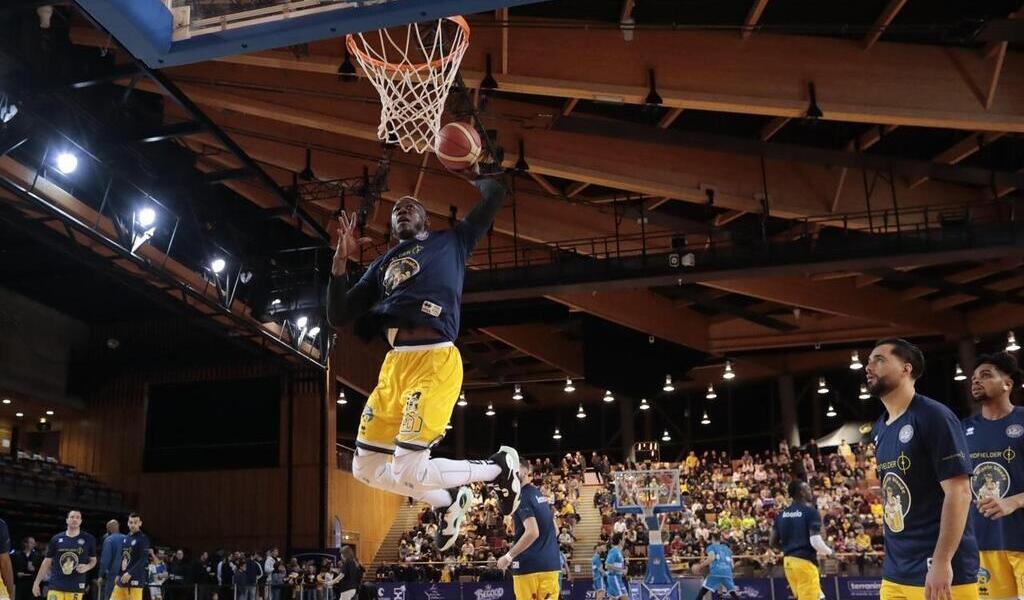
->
[347, 17, 470, 155]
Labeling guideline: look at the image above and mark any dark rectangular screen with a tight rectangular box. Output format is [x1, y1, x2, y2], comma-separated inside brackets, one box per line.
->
[144, 376, 280, 472]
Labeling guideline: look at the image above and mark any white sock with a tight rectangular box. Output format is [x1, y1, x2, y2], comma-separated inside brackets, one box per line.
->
[422, 489, 454, 509]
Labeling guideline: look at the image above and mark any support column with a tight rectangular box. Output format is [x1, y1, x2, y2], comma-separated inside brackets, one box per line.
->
[958, 339, 977, 416]
[619, 397, 635, 463]
[778, 374, 799, 449]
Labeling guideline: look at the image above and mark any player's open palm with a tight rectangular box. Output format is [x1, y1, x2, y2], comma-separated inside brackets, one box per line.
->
[332, 212, 372, 275]
[924, 559, 953, 600]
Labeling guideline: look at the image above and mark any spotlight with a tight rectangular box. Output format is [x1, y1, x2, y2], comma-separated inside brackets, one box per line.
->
[603, 390, 615, 403]
[661, 430, 671, 442]
[817, 377, 829, 394]
[706, 384, 717, 400]
[39, 417, 47, 424]
[45, 410, 54, 416]
[663, 374, 674, 392]
[55, 152, 78, 174]
[564, 378, 575, 393]
[805, 82, 824, 119]
[722, 360, 735, 380]
[576, 404, 586, 419]
[15, 412, 23, 418]
[849, 351, 863, 370]
[485, 403, 495, 417]
[457, 391, 468, 407]
[644, 69, 663, 106]
[954, 364, 967, 381]
[552, 427, 562, 440]
[336, 390, 347, 405]
[512, 385, 523, 401]
[639, 398, 650, 410]
[137, 207, 157, 227]
[515, 138, 529, 172]
[271, 298, 282, 306]
[1008, 331, 1020, 352]
[480, 54, 498, 91]
[210, 258, 226, 274]
[296, 316, 308, 329]
[859, 384, 871, 400]
[700, 411, 711, 426]
[337, 49, 357, 81]
[826, 404, 837, 418]
[1, 398, 9, 405]
[308, 326, 321, 338]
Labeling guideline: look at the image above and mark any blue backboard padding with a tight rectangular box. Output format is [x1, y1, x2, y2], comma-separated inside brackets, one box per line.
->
[76, 0, 546, 68]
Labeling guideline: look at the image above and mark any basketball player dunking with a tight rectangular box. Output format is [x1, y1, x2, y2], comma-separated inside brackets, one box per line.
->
[867, 338, 978, 600]
[962, 352, 1024, 600]
[328, 164, 521, 551]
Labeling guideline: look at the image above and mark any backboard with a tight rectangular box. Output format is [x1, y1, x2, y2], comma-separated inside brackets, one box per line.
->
[613, 469, 681, 516]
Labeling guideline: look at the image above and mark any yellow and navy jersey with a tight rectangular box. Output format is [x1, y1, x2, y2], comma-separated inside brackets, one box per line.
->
[117, 532, 151, 587]
[327, 178, 506, 343]
[872, 394, 978, 586]
[963, 406, 1024, 551]
[774, 502, 821, 564]
[45, 532, 97, 592]
[512, 485, 561, 575]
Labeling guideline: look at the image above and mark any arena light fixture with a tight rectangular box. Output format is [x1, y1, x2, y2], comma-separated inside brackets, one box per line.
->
[700, 411, 711, 426]
[45, 410, 54, 416]
[39, 417, 47, 424]
[296, 316, 308, 329]
[308, 326, 321, 338]
[576, 404, 586, 419]
[271, 298, 282, 306]
[662, 375, 674, 392]
[55, 151, 78, 174]
[564, 378, 575, 393]
[1007, 331, 1020, 352]
[552, 427, 562, 440]
[336, 391, 347, 405]
[826, 404, 837, 418]
[210, 258, 226, 274]
[639, 398, 650, 410]
[603, 390, 614, 403]
[706, 384, 717, 400]
[485, 402, 495, 416]
[661, 430, 671, 442]
[849, 351, 863, 370]
[722, 360, 735, 380]
[512, 384, 523, 401]
[954, 364, 967, 381]
[457, 391, 468, 407]
[859, 384, 871, 400]
[137, 207, 157, 228]
[817, 377, 829, 394]
[15, 412, 23, 418]
[1, 398, 9, 405]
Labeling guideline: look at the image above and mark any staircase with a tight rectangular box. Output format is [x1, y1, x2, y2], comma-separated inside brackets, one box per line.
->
[368, 501, 425, 576]
[569, 485, 605, 576]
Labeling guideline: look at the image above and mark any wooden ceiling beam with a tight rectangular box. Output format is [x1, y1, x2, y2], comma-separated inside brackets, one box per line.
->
[760, 117, 790, 141]
[657, 107, 684, 129]
[864, 0, 909, 50]
[908, 132, 1006, 189]
[478, 324, 584, 377]
[742, 0, 771, 39]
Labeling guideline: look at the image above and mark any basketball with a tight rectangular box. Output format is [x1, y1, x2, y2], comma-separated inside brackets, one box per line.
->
[436, 122, 482, 172]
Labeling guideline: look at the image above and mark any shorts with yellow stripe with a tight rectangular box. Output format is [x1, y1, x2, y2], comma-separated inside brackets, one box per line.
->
[881, 580, 979, 600]
[47, 591, 85, 600]
[0, 580, 8, 600]
[979, 551, 1024, 600]
[513, 571, 561, 600]
[783, 556, 822, 600]
[356, 343, 463, 453]
[110, 586, 144, 600]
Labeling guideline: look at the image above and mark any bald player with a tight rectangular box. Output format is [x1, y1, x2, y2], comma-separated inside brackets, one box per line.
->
[962, 352, 1024, 600]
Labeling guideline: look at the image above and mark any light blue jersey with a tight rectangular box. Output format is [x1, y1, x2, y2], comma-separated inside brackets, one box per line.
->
[703, 542, 737, 593]
[591, 553, 605, 591]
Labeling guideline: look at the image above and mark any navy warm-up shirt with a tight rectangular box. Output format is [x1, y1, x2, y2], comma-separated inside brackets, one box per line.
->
[512, 485, 561, 575]
[963, 406, 1024, 552]
[327, 178, 506, 343]
[117, 532, 151, 588]
[774, 502, 822, 564]
[46, 532, 97, 592]
[872, 394, 978, 586]
[0, 518, 9, 553]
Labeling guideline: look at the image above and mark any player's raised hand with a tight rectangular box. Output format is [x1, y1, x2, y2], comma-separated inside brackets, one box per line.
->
[332, 211, 372, 276]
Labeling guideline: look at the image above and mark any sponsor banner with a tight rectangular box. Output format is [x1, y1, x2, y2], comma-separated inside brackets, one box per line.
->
[838, 577, 881, 599]
[409, 584, 461, 600]
[734, 578, 772, 599]
[376, 583, 408, 600]
[462, 582, 512, 600]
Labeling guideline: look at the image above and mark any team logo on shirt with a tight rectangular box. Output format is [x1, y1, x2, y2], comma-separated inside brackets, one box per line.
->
[881, 472, 911, 533]
[972, 462, 1010, 500]
[59, 550, 80, 575]
[382, 257, 421, 296]
[1007, 424, 1024, 439]
[898, 425, 914, 443]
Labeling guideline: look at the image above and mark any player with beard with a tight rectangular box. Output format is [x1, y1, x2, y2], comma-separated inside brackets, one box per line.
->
[962, 352, 1024, 600]
[866, 338, 978, 600]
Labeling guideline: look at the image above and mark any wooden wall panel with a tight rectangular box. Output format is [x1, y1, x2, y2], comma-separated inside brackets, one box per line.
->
[328, 470, 403, 564]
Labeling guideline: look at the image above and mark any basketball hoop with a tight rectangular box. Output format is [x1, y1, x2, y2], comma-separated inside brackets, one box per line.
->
[347, 16, 471, 154]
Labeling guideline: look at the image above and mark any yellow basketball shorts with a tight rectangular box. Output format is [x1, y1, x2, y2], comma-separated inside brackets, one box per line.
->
[110, 587, 143, 600]
[0, 580, 8, 600]
[979, 551, 1024, 600]
[783, 556, 822, 600]
[48, 592, 84, 600]
[881, 580, 979, 600]
[356, 343, 463, 452]
[513, 571, 561, 600]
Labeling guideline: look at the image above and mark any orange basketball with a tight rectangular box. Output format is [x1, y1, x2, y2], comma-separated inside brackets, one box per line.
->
[436, 122, 482, 172]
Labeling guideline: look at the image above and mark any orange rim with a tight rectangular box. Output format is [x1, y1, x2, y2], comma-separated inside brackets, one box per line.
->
[346, 15, 470, 74]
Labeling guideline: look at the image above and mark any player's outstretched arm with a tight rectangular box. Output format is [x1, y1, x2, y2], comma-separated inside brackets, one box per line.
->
[454, 172, 508, 254]
[327, 212, 379, 328]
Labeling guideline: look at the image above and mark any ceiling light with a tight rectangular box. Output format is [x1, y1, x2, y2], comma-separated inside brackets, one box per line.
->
[849, 351, 863, 370]
[137, 207, 157, 228]
[457, 391, 467, 407]
[564, 378, 575, 393]
[805, 82, 823, 119]
[55, 152, 78, 174]
[576, 404, 586, 419]
[271, 298, 282, 306]
[512, 384, 523, 401]
[485, 403, 495, 416]
[296, 316, 308, 329]
[552, 427, 562, 440]
[337, 49, 357, 82]
[722, 360, 735, 380]
[307, 326, 321, 338]
[603, 390, 614, 403]
[45, 410, 54, 416]
[661, 430, 671, 442]
[480, 53, 498, 90]
[817, 377, 829, 394]
[210, 258, 226, 274]
[15, 412, 23, 418]
[662, 374, 674, 392]
[706, 384, 717, 400]
[336, 391, 347, 405]
[639, 398, 650, 410]
[645, 69, 663, 106]
[1007, 331, 1020, 352]
[39, 417, 47, 423]
[859, 384, 871, 400]
[1, 398, 9, 405]
[954, 364, 967, 381]
[700, 411, 711, 426]
[826, 404, 837, 418]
